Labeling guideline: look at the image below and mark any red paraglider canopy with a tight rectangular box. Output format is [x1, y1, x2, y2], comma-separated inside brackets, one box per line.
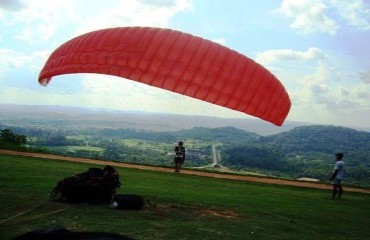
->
[39, 27, 291, 126]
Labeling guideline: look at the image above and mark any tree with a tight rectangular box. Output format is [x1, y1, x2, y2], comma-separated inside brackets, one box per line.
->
[0, 129, 27, 145]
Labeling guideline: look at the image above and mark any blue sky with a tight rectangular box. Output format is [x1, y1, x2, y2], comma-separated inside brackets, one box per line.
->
[0, 0, 369, 128]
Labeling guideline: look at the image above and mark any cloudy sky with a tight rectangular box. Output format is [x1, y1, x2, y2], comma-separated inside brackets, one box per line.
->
[1, 0, 369, 128]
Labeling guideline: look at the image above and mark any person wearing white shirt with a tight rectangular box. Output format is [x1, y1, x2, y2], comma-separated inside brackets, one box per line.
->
[329, 153, 345, 199]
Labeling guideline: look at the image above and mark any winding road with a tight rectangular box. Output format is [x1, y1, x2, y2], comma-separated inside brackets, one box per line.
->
[1, 149, 369, 194]
[195, 145, 226, 169]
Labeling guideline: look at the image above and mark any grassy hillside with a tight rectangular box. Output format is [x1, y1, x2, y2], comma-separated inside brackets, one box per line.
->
[0, 153, 369, 240]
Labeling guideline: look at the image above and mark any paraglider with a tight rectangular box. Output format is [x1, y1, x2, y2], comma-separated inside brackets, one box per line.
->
[38, 27, 291, 126]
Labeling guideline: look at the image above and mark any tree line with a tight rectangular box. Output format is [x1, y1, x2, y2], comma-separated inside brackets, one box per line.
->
[0, 129, 27, 146]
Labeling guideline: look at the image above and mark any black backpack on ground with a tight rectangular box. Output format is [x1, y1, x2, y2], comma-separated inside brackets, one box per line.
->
[50, 166, 121, 204]
[114, 194, 144, 210]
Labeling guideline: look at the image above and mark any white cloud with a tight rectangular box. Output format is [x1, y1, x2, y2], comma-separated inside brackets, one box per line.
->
[0, 49, 32, 72]
[255, 46, 370, 126]
[298, 60, 367, 110]
[288, 69, 370, 126]
[360, 70, 370, 84]
[77, 74, 243, 117]
[2, 0, 192, 45]
[331, 0, 370, 30]
[254, 48, 329, 122]
[0, 48, 50, 83]
[1, 0, 77, 44]
[340, 87, 350, 96]
[0, 0, 24, 11]
[74, 0, 192, 35]
[14, 22, 56, 43]
[355, 85, 370, 101]
[255, 47, 325, 65]
[279, 0, 339, 35]
[212, 38, 227, 46]
[279, 0, 370, 34]
[300, 66, 370, 127]
[80, 76, 180, 112]
[139, 0, 179, 7]
[310, 82, 328, 95]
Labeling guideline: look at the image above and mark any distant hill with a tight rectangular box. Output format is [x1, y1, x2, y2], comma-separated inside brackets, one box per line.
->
[0, 104, 307, 135]
[221, 125, 370, 186]
[264, 125, 370, 154]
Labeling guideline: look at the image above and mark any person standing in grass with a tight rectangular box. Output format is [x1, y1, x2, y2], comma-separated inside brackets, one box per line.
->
[174, 141, 186, 173]
[329, 153, 345, 199]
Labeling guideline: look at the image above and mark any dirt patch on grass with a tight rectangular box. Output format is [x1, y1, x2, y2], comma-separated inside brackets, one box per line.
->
[195, 209, 239, 219]
[143, 201, 239, 220]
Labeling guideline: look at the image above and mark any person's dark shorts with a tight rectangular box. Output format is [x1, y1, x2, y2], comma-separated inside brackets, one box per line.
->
[174, 157, 184, 164]
[331, 178, 342, 185]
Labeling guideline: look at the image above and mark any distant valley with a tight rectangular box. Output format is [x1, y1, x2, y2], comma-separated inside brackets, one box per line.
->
[0, 104, 309, 135]
[1, 104, 370, 187]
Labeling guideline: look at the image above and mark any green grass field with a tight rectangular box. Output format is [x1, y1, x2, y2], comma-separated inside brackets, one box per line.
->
[0, 153, 369, 240]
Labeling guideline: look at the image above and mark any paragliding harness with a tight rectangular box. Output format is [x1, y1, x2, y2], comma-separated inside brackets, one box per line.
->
[50, 165, 121, 204]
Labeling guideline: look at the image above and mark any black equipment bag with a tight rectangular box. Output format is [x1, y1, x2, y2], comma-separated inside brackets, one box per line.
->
[114, 194, 144, 210]
[50, 166, 121, 204]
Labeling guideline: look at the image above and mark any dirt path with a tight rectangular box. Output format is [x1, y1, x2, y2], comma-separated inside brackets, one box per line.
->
[1, 149, 369, 194]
